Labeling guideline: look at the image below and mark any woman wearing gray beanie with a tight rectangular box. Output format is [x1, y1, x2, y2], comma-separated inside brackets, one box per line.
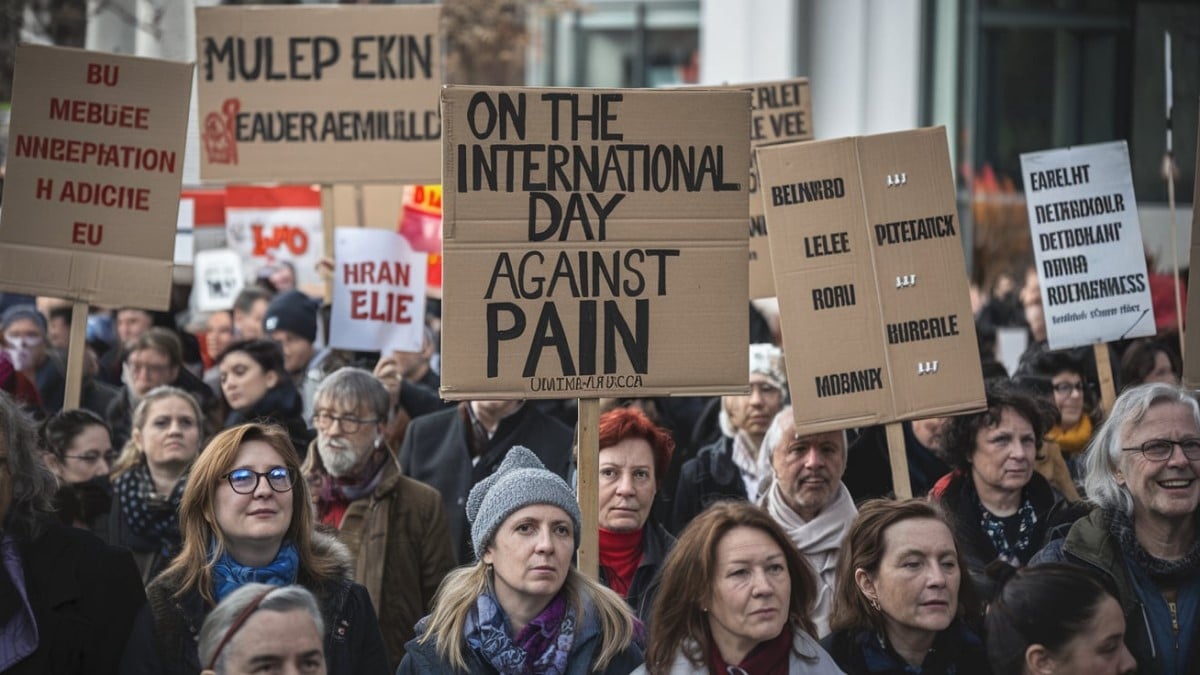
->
[398, 446, 644, 674]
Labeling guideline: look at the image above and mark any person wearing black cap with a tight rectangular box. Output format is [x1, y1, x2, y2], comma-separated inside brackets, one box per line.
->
[263, 290, 338, 423]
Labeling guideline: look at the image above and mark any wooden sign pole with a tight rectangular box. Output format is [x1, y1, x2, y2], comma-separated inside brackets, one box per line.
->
[1094, 343, 1117, 417]
[320, 185, 336, 305]
[577, 397, 600, 579]
[885, 422, 913, 499]
[62, 301, 88, 410]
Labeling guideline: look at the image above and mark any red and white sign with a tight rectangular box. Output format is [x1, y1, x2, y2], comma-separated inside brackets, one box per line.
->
[224, 185, 323, 288]
[330, 228, 428, 352]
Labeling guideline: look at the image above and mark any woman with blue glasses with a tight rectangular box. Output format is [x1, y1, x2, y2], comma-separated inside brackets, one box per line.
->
[119, 422, 389, 675]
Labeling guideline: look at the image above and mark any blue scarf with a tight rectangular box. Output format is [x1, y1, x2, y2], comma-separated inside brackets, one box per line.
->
[464, 590, 576, 675]
[210, 541, 300, 603]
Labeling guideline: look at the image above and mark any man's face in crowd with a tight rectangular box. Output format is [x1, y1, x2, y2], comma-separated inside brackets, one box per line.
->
[3, 318, 47, 371]
[313, 397, 381, 478]
[116, 309, 154, 346]
[270, 330, 315, 375]
[234, 299, 269, 340]
[771, 421, 847, 521]
[47, 314, 70, 350]
[126, 346, 178, 396]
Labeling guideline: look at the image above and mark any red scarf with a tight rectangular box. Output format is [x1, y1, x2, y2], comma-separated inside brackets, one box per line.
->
[598, 527, 644, 598]
[707, 626, 791, 675]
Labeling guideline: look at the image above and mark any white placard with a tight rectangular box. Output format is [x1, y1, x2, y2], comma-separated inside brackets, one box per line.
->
[330, 228, 428, 353]
[193, 247, 245, 312]
[174, 198, 195, 265]
[1020, 141, 1156, 349]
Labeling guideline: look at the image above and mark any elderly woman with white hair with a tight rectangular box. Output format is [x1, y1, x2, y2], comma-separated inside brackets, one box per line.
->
[198, 583, 326, 675]
[671, 344, 787, 533]
[1032, 382, 1200, 674]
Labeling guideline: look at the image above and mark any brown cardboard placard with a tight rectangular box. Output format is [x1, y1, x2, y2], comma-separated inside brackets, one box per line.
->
[757, 127, 985, 435]
[0, 44, 192, 309]
[440, 86, 751, 399]
[195, 5, 441, 184]
[744, 78, 812, 299]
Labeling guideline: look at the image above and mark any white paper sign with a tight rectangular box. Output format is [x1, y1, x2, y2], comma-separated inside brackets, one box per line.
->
[1020, 141, 1155, 349]
[224, 186, 324, 289]
[330, 228, 428, 353]
[193, 248, 245, 312]
[174, 199, 195, 265]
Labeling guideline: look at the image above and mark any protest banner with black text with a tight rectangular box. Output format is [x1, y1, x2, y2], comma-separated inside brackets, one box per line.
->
[1020, 141, 1156, 350]
[195, 5, 440, 184]
[439, 86, 751, 399]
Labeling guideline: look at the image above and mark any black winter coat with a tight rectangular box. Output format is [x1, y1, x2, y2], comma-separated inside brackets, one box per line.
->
[5, 520, 146, 675]
[670, 437, 746, 534]
[398, 402, 573, 564]
[225, 381, 314, 460]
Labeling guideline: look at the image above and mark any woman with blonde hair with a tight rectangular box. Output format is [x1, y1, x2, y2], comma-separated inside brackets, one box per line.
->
[639, 500, 842, 674]
[399, 446, 643, 674]
[108, 385, 204, 583]
[119, 422, 388, 675]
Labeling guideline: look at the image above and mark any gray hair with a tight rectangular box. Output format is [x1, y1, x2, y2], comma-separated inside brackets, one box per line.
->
[197, 583, 325, 673]
[0, 391, 57, 539]
[1084, 382, 1200, 516]
[763, 406, 848, 460]
[313, 367, 390, 421]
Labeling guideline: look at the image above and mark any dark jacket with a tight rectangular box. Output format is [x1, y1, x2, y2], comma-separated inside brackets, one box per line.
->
[6, 521, 146, 675]
[398, 402, 573, 563]
[1030, 508, 1200, 675]
[118, 531, 389, 675]
[670, 436, 746, 535]
[842, 422, 950, 502]
[305, 445, 456, 670]
[397, 598, 644, 675]
[598, 522, 675, 627]
[932, 470, 1055, 601]
[821, 621, 991, 675]
[225, 381, 314, 460]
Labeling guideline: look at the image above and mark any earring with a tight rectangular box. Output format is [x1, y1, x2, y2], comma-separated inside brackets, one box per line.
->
[868, 597, 880, 612]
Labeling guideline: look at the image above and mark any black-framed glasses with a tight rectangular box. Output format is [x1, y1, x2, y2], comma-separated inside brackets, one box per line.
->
[312, 411, 378, 434]
[221, 467, 295, 494]
[1122, 439, 1200, 462]
[63, 450, 119, 464]
[1052, 381, 1086, 395]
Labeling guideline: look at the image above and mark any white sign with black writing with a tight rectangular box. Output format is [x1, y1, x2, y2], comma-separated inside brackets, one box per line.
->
[1020, 141, 1155, 349]
[330, 228, 428, 353]
[193, 248, 245, 312]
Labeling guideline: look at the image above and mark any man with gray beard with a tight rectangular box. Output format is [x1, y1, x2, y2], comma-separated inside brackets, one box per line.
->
[300, 367, 455, 670]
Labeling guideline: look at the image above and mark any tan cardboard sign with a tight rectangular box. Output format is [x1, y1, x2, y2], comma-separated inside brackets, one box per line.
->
[0, 44, 192, 309]
[195, 5, 441, 184]
[440, 86, 751, 399]
[1185, 115, 1200, 387]
[757, 127, 985, 434]
[745, 78, 812, 299]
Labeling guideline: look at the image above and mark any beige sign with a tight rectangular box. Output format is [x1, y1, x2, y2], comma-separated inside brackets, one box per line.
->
[757, 127, 985, 434]
[195, 5, 441, 184]
[0, 44, 192, 309]
[745, 78, 812, 299]
[440, 86, 751, 399]
[1185, 117, 1200, 387]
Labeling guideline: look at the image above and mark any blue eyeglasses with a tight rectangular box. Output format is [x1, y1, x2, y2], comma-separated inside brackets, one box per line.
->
[221, 467, 294, 494]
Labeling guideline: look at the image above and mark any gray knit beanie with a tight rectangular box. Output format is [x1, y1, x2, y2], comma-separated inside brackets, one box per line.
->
[466, 446, 581, 561]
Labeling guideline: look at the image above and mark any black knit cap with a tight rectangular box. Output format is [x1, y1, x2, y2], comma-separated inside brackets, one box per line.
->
[262, 290, 318, 343]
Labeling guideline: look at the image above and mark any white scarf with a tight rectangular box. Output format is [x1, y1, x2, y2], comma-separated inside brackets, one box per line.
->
[762, 480, 857, 638]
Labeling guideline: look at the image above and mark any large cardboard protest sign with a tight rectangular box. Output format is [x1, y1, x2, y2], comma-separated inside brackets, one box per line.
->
[330, 228, 428, 353]
[745, 78, 812, 298]
[195, 5, 441, 184]
[1019, 141, 1156, 350]
[440, 86, 751, 399]
[1183, 119, 1200, 387]
[0, 44, 192, 309]
[757, 127, 984, 435]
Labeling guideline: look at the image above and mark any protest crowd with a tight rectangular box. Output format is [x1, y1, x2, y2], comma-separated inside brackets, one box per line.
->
[1, 260, 1194, 675]
[0, 5, 1196, 675]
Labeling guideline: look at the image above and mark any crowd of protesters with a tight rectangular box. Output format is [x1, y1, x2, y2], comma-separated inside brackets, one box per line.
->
[0, 259, 1193, 675]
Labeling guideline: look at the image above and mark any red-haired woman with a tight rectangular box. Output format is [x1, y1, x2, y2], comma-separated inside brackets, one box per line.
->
[596, 406, 676, 626]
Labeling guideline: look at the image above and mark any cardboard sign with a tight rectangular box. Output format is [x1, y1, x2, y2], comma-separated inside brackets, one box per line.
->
[224, 185, 324, 289]
[329, 228, 428, 353]
[195, 5, 441, 184]
[193, 248, 245, 312]
[745, 79, 812, 298]
[440, 86, 751, 399]
[1184, 118, 1200, 387]
[0, 44, 192, 309]
[1019, 141, 1156, 350]
[757, 127, 985, 435]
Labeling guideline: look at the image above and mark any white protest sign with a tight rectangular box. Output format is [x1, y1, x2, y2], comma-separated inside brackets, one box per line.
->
[1020, 141, 1155, 349]
[174, 198, 195, 265]
[193, 247, 245, 312]
[330, 228, 428, 353]
[224, 186, 324, 288]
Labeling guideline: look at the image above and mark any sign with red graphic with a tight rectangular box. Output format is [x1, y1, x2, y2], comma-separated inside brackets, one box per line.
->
[224, 186, 324, 288]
